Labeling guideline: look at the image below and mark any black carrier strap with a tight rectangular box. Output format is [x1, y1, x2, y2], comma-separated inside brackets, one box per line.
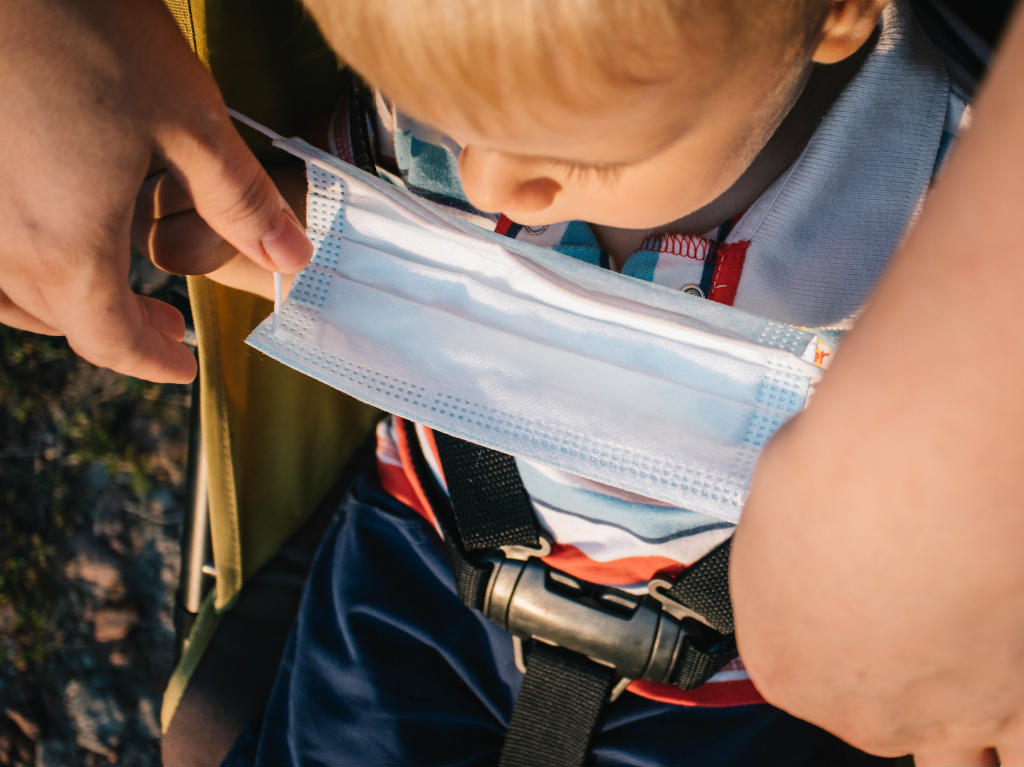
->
[910, 0, 1014, 93]
[405, 421, 738, 765]
[432, 431, 542, 551]
[654, 539, 734, 633]
[500, 643, 616, 767]
[398, 422, 496, 608]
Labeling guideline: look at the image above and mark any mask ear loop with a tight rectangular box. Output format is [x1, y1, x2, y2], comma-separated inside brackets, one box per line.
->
[226, 108, 290, 332]
[272, 272, 283, 332]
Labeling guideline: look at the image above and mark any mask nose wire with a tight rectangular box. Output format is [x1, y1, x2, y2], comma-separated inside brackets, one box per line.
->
[226, 108, 291, 331]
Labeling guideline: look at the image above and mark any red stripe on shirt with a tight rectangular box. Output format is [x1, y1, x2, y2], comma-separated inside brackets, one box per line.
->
[627, 678, 763, 707]
[495, 214, 516, 236]
[392, 417, 442, 533]
[707, 240, 750, 306]
[376, 461, 430, 519]
[542, 543, 685, 586]
[640, 233, 712, 261]
[419, 426, 447, 489]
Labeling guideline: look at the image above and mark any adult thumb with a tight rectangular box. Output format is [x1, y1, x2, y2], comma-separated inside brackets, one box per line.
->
[159, 107, 313, 273]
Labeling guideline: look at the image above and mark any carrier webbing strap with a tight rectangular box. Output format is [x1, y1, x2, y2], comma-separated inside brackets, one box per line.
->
[399, 421, 496, 608]
[347, 73, 379, 178]
[405, 420, 737, 764]
[661, 539, 735, 635]
[429, 426, 735, 640]
[499, 643, 616, 767]
[670, 631, 736, 690]
[432, 430, 542, 551]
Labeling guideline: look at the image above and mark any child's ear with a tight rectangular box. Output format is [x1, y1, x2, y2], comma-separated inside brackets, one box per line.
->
[812, 0, 889, 64]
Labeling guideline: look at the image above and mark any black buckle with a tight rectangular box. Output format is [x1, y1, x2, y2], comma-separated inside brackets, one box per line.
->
[482, 544, 730, 693]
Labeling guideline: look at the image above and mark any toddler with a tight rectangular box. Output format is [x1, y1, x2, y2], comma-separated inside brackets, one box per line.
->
[140, 0, 967, 763]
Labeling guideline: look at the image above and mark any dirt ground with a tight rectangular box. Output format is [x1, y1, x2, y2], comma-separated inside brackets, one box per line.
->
[0, 262, 192, 767]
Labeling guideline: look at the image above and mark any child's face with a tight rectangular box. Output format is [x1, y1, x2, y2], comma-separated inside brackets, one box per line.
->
[441, 50, 808, 230]
[307, 0, 886, 233]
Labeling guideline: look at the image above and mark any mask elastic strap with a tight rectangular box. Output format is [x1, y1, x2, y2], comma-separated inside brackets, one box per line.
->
[226, 107, 285, 141]
[226, 108, 289, 328]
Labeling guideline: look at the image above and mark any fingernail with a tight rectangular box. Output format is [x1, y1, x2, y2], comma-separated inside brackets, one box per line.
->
[261, 211, 313, 272]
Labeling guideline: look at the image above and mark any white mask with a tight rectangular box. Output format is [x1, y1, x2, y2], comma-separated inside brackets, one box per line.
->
[244, 128, 823, 524]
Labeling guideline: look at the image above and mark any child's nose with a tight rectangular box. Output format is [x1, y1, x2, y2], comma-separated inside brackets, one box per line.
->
[457, 146, 561, 214]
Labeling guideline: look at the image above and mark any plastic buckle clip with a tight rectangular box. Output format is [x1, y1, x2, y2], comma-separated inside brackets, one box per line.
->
[482, 546, 726, 689]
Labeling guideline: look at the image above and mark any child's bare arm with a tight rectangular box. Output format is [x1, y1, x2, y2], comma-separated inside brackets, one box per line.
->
[132, 160, 307, 302]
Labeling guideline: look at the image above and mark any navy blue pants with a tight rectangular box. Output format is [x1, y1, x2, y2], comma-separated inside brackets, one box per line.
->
[225, 468, 895, 766]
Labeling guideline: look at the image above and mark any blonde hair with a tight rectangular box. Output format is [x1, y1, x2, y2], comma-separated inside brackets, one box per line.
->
[306, 0, 831, 131]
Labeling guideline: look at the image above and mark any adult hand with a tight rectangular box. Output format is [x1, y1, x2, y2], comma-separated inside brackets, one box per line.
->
[732, 7, 1024, 765]
[0, 0, 312, 383]
[133, 161, 309, 302]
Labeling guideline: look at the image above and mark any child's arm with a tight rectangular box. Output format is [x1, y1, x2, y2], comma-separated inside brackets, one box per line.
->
[732, 9, 1024, 765]
[133, 160, 307, 302]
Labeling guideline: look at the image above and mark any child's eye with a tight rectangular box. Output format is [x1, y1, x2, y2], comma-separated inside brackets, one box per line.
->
[547, 158, 626, 182]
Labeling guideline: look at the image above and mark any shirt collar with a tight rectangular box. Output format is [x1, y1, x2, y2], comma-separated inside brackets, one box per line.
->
[728, 0, 950, 327]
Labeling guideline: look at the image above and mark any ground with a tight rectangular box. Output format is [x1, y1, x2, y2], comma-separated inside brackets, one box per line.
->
[0, 261, 192, 767]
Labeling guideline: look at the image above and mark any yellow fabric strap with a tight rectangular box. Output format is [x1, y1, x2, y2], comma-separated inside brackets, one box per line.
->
[164, 0, 376, 609]
[161, 590, 221, 731]
[187, 279, 379, 610]
[161, 0, 379, 733]
[163, 0, 201, 57]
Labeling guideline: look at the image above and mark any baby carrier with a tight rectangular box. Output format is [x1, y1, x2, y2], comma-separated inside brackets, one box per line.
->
[159, 1, 1014, 764]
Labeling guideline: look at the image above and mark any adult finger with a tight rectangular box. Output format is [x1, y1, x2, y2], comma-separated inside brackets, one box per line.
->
[135, 169, 195, 223]
[13, 235, 198, 382]
[139, 294, 186, 341]
[44, 274, 197, 384]
[159, 111, 312, 274]
[135, 209, 236, 275]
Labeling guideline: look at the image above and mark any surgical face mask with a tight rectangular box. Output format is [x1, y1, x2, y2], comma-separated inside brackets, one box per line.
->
[241, 117, 823, 525]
